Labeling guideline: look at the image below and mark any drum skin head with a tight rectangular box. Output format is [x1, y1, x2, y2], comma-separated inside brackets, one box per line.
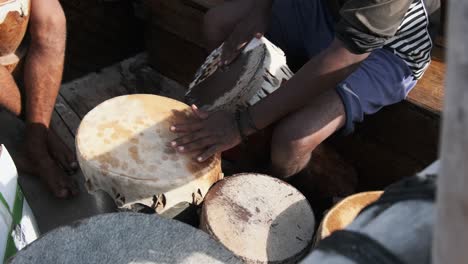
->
[76, 94, 222, 211]
[185, 37, 293, 113]
[9, 213, 242, 264]
[201, 174, 315, 263]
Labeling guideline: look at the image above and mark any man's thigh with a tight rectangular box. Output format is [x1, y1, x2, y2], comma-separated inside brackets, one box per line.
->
[266, 0, 334, 71]
[336, 48, 417, 134]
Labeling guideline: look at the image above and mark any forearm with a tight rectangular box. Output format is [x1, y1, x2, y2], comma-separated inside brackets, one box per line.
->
[248, 39, 369, 132]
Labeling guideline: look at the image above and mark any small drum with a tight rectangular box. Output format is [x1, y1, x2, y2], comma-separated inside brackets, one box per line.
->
[314, 191, 383, 244]
[0, 0, 30, 72]
[9, 213, 242, 264]
[185, 37, 293, 113]
[76, 94, 223, 214]
[200, 174, 315, 263]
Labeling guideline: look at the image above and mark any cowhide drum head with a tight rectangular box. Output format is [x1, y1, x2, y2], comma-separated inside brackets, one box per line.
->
[185, 37, 293, 113]
[201, 174, 315, 263]
[8, 213, 242, 264]
[76, 94, 222, 213]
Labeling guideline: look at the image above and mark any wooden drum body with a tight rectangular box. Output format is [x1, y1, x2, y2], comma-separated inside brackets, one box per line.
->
[0, 0, 30, 73]
[76, 94, 222, 213]
[185, 37, 293, 113]
[201, 174, 315, 263]
[314, 191, 383, 244]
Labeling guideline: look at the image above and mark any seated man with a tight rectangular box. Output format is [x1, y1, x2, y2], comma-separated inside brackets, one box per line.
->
[0, 0, 78, 198]
[170, 0, 438, 179]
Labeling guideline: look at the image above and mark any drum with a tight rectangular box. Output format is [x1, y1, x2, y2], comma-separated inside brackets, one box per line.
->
[185, 37, 293, 113]
[0, 0, 29, 56]
[314, 191, 383, 244]
[8, 213, 242, 264]
[76, 94, 223, 214]
[200, 173, 315, 263]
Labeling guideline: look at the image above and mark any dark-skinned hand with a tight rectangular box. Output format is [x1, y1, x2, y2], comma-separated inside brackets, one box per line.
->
[220, 2, 271, 66]
[170, 105, 241, 162]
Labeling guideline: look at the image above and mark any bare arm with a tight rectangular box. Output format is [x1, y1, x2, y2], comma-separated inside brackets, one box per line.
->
[171, 38, 370, 161]
[247, 38, 369, 134]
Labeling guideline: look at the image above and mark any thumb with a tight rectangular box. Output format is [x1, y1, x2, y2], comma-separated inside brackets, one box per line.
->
[192, 105, 209, 119]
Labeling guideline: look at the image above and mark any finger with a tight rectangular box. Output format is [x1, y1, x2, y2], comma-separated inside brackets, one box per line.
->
[196, 145, 220, 162]
[170, 122, 204, 133]
[66, 178, 80, 197]
[191, 105, 209, 119]
[170, 130, 211, 148]
[220, 27, 249, 65]
[178, 137, 218, 153]
[222, 40, 247, 65]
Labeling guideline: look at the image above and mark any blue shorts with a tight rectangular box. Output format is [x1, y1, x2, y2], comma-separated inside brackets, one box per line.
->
[266, 0, 417, 134]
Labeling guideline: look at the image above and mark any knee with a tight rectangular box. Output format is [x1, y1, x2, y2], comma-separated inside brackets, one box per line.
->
[203, 7, 230, 49]
[270, 130, 319, 178]
[29, 8, 66, 51]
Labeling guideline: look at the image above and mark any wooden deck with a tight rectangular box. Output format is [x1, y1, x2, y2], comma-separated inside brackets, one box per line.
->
[0, 54, 187, 233]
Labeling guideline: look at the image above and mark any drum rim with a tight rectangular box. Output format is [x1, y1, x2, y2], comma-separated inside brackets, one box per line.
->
[10, 212, 240, 263]
[76, 94, 222, 182]
[319, 191, 384, 238]
[201, 173, 316, 262]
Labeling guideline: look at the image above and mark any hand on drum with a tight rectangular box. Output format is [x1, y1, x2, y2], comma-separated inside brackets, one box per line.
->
[170, 105, 242, 162]
[220, 2, 270, 66]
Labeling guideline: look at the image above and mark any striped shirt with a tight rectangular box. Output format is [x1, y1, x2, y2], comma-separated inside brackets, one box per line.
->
[385, 0, 432, 79]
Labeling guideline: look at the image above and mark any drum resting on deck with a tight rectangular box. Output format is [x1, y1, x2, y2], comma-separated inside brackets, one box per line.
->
[185, 37, 294, 112]
[76, 94, 222, 214]
[201, 174, 315, 263]
[8, 213, 242, 264]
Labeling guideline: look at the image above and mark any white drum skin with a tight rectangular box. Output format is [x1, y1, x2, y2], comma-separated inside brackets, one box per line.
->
[76, 94, 222, 213]
[201, 174, 315, 264]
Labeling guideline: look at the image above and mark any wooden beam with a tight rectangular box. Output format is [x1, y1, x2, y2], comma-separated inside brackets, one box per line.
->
[433, 0, 468, 262]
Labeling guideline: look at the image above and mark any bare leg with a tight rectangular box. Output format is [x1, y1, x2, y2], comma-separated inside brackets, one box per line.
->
[270, 88, 346, 178]
[22, 0, 78, 198]
[0, 66, 22, 116]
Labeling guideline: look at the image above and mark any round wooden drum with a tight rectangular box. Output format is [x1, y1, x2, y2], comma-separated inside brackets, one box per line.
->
[314, 191, 383, 244]
[185, 37, 293, 113]
[76, 94, 222, 213]
[9, 213, 242, 264]
[200, 174, 315, 263]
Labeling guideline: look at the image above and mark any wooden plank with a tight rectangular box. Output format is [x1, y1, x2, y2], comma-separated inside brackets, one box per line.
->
[54, 94, 81, 136]
[147, 26, 207, 86]
[59, 65, 130, 118]
[433, 0, 468, 261]
[50, 111, 75, 151]
[330, 101, 439, 191]
[146, 0, 207, 48]
[407, 58, 446, 114]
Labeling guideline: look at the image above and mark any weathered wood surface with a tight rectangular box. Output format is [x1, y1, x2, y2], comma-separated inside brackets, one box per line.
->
[147, 26, 207, 86]
[59, 0, 144, 81]
[1, 53, 188, 233]
[433, 0, 468, 261]
[331, 101, 439, 191]
[407, 46, 446, 114]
